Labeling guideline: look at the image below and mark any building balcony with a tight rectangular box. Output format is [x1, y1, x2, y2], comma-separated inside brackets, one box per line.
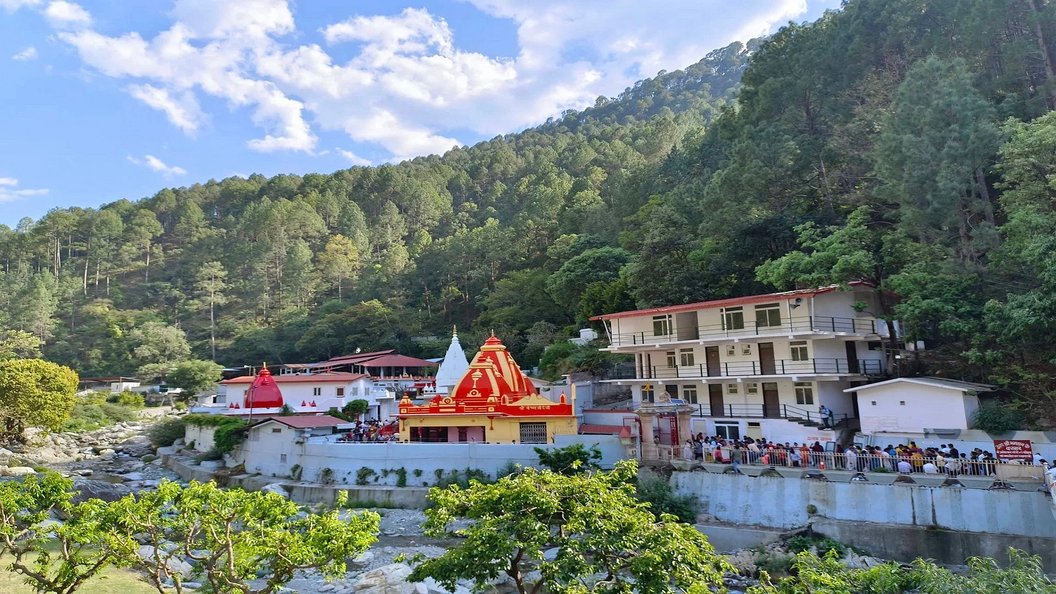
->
[605, 315, 884, 349]
[675, 402, 852, 427]
[607, 357, 883, 380]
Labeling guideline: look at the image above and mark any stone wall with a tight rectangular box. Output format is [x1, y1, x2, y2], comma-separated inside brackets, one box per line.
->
[671, 471, 1056, 537]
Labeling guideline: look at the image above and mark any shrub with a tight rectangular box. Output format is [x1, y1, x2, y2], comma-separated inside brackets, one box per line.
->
[634, 476, 697, 523]
[357, 467, 377, 486]
[147, 417, 186, 447]
[756, 551, 795, 574]
[413, 469, 423, 478]
[497, 460, 522, 478]
[534, 444, 602, 474]
[63, 403, 138, 432]
[786, 535, 815, 554]
[101, 403, 137, 422]
[195, 447, 223, 462]
[290, 464, 303, 481]
[395, 468, 408, 488]
[972, 405, 1023, 434]
[815, 538, 846, 558]
[113, 392, 145, 409]
[320, 468, 335, 485]
[79, 391, 109, 406]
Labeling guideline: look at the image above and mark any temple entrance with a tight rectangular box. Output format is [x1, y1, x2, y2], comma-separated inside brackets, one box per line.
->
[656, 414, 678, 446]
[410, 427, 449, 442]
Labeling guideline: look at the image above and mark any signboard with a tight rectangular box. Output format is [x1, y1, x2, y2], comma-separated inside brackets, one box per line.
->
[993, 439, 1033, 461]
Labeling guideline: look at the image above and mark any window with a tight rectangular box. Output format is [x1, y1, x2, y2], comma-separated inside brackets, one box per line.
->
[715, 422, 741, 440]
[519, 422, 548, 444]
[723, 307, 744, 330]
[741, 344, 752, 356]
[790, 341, 809, 361]
[666, 352, 677, 368]
[336, 387, 345, 397]
[271, 428, 282, 433]
[755, 303, 782, 328]
[351, 387, 359, 396]
[280, 454, 287, 463]
[312, 387, 322, 396]
[679, 348, 694, 366]
[726, 345, 736, 357]
[683, 385, 698, 404]
[727, 383, 739, 395]
[746, 382, 759, 395]
[642, 386, 655, 403]
[653, 315, 671, 337]
[794, 382, 814, 405]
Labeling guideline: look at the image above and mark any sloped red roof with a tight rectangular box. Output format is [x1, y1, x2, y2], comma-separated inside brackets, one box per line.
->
[591, 282, 871, 321]
[221, 372, 369, 385]
[358, 354, 438, 368]
[326, 350, 395, 364]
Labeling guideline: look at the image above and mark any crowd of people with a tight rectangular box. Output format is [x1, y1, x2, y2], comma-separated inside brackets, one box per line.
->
[681, 434, 1052, 476]
[338, 419, 399, 442]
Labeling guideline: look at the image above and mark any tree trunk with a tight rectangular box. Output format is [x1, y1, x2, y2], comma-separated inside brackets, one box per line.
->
[210, 295, 217, 362]
[819, 157, 835, 217]
[975, 167, 996, 226]
[1026, 0, 1056, 110]
[82, 258, 89, 296]
[145, 242, 151, 282]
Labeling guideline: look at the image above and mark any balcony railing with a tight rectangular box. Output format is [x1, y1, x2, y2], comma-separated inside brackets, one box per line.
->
[676, 402, 851, 426]
[610, 357, 883, 380]
[610, 315, 881, 347]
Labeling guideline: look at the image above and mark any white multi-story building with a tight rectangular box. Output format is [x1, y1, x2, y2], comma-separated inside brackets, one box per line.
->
[591, 283, 898, 444]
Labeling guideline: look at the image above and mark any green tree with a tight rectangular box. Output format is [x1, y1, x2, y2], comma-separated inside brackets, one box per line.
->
[107, 481, 379, 594]
[533, 443, 602, 474]
[130, 321, 192, 368]
[317, 234, 360, 301]
[168, 360, 223, 398]
[545, 247, 631, 310]
[0, 358, 78, 438]
[194, 261, 229, 361]
[409, 461, 732, 594]
[0, 330, 42, 361]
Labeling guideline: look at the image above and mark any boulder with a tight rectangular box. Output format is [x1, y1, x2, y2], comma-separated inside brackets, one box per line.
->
[121, 472, 146, 482]
[260, 483, 289, 497]
[353, 564, 415, 594]
[71, 480, 134, 504]
[3, 467, 37, 477]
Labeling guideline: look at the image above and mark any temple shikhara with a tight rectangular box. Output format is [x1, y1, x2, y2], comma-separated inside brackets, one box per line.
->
[398, 335, 578, 443]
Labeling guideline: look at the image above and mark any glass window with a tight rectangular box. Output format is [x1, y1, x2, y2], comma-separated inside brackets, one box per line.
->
[794, 382, 814, 405]
[741, 344, 752, 356]
[726, 345, 736, 357]
[679, 348, 694, 366]
[715, 423, 741, 440]
[336, 387, 345, 397]
[755, 303, 782, 328]
[653, 315, 670, 336]
[351, 387, 359, 396]
[790, 341, 809, 361]
[727, 383, 738, 395]
[280, 454, 287, 463]
[642, 387, 655, 403]
[312, 387, 322, 396]
[666, 352, 677, 368]
[746, 382, 759, 394]
[723, 307, 744, 330]
[683, 385, 698, 404]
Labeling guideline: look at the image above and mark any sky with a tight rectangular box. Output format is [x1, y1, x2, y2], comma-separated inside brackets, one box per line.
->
[0, 0, 842, 226]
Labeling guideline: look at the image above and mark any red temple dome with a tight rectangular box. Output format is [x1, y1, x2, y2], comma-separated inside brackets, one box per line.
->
[449, 335, 537, 402]
[244, 364, 284, 409]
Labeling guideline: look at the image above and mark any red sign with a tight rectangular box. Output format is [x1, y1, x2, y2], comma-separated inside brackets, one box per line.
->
[993, 439, 1033, 461]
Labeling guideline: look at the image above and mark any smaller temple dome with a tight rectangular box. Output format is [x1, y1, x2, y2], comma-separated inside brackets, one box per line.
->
[244, 364, 284, 409]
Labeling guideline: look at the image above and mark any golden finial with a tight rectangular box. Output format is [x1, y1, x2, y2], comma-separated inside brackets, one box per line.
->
[453, 325, 457, 336]
[490, 329, 495, 337]
[262, 361, 267, 369]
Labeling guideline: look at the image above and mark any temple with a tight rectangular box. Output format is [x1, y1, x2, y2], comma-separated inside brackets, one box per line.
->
[433, 327, 469, 394]
[397, 335, 578, 443]
[243, 364, 284, 409]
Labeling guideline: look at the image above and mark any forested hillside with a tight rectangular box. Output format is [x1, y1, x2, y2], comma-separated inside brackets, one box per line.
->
[3, 0, 1056, 423]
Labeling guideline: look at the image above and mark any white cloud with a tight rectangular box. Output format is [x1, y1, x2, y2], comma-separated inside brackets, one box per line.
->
[11, 46, 38, 60]
[128, 84, 205, 135]
[0, 178, 49, 203]
[44, 0, 91, 29]
[336, 148, 371, 166]
[54, 0, 816, 160]
[127, 154, 187, 177]
[0, 0, 40, 12]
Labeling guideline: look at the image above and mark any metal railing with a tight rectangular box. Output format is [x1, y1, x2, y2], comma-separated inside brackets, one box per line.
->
[671, 449, 1048, 479]
[611, 315, 881, 347]
[678, 403, 850, 426]
[610, 358, 883, 380]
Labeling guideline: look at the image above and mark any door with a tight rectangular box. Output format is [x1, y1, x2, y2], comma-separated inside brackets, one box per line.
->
[705, 346, 721, 376]
[845, 341, 859, 374]
[665, 384, 679, 403]
[762, 382, 780, 418]
[708, 384, 725, 417]
[758, 342, 776, 375]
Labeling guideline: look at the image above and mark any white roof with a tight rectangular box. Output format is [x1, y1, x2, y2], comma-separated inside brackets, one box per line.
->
[844, 377, 994, 394]
[434, 329, 469, 390]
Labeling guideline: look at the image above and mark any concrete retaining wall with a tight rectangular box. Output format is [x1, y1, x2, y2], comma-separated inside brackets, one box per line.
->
[233, 434, 626, 485]
[671, 472, 1056, 538]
